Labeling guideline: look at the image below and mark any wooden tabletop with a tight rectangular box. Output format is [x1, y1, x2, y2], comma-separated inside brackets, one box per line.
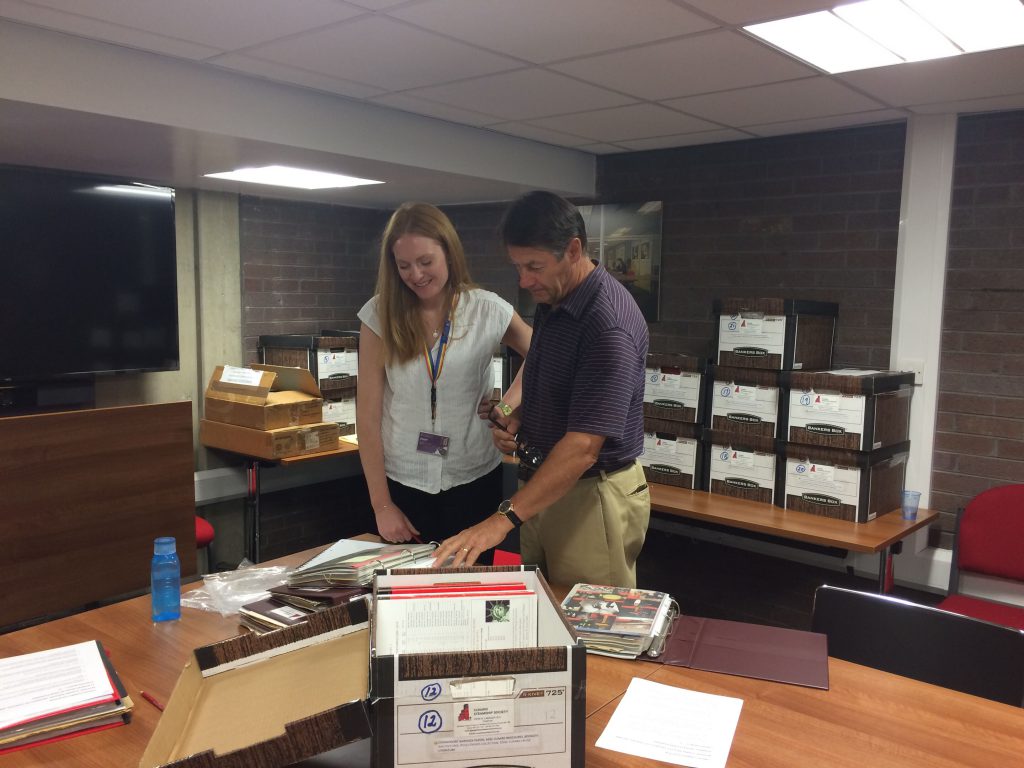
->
[2, 544, 1021, 768]
[649, 484, 937, 553]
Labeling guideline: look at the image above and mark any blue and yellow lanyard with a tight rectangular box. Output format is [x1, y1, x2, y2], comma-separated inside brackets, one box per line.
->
[422, 317, 451, 424]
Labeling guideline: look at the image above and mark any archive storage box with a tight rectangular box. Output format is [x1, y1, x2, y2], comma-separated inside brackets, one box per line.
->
[641, 419, 702, 489]
[713, 298, 838, 371]
[703, 429, 779, 505]
[141, 601, 372, 768]
[709, 365, 784, 438]
[784, 369, 914, 451]
[259, 333, 359, 397]
[779, 441, 910, 523]
[643, 352, 707, 424]
[370, 566, 586, 768]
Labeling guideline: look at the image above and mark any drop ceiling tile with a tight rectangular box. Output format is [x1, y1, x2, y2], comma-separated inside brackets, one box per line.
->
[212, 54, 385, 100]
[745, 109, 908, 137]
[486, 122, 593, 148]
[407, 69, 636, 121]
[240, 15, 521, 92]
[14, 0, 365, 50]
[839, 47, 1024, 108]
[680, 0, 836, 26]
[368, 93, 502, 127]
[346, 0, 409, 9]
[0, 0, 219, 59]
[664, 77, 887, 127]
[529, 103, 719, 143]
[551, 30, 816, 101]
[578, 143, 630, 154]
[908, 93, 1024, 115]
[615, 128, 753, 151]
[389, 0, 716, 63]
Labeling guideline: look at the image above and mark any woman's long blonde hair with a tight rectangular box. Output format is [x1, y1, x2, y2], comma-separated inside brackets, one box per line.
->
[375, 202, 475, 364]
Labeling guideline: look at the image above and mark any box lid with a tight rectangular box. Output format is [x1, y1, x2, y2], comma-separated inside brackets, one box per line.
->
[713, 297, 839, 317]
[711, 364, 785, 388]
[784, 369, 915, 395]
[646, 352, 707, 374]
[644, 418, 702, 440]
[778, 440, 911, 468]
[703, 428, 777, 454]
[140, 600, 371, 768]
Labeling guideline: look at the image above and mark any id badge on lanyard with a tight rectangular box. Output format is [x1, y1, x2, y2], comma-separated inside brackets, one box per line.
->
[417, 316, 451, 457]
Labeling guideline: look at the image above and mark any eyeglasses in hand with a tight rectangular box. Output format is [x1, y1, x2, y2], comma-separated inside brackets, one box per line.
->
[488, 412, 543, 469]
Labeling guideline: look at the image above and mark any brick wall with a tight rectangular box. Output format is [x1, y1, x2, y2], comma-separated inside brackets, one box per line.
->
[597, 124, 906, 367]
[239, 196, 386, 363]
[932, 110, 1024, 542]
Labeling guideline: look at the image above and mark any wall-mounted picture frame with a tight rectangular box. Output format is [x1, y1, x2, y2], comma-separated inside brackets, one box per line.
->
[516, 200, 663, 322]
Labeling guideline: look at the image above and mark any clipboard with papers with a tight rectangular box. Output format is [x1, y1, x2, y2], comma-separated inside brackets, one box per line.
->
[287, 539, 438, 587]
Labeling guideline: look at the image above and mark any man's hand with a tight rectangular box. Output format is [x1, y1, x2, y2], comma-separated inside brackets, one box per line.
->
[433, 513, 512, 567]
[488, 409, 521, 455]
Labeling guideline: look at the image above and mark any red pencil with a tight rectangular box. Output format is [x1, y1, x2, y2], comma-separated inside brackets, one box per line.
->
[140, 690, 165, 712]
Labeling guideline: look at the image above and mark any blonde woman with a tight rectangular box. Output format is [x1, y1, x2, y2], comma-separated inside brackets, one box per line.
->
[357, 203, 532, 560]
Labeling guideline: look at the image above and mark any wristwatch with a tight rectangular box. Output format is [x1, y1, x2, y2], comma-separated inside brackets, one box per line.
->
[494, 401, 514, 417]
[496, 499, 523, 528]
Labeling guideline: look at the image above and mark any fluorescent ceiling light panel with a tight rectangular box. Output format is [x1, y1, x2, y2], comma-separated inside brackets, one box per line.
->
[204, 165, 383, 189]
[745, 11, 901, 74]
[834, 0, 960, 62]
[903, 0, 1024, 53]
[89, 184, 175, 199]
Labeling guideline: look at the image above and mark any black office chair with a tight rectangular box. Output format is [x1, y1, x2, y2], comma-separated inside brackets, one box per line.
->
[811, 584, 1024, 707]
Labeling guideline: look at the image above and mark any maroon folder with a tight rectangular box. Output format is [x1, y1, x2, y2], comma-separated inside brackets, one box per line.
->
[641, 614, 830, 690]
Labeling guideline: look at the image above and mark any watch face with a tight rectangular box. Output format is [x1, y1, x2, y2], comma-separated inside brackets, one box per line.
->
[498, 499, 513, 514]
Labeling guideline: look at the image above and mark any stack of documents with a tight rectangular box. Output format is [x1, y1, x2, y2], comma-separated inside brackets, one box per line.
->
[239, 585, 370, 634]
[560, 583, 675, 659]
[374, 580, 539, 655]
[288, 539, 438, 587]
[0, 640, 133, 754]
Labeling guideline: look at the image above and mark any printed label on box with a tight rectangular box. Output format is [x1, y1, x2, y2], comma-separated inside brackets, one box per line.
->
[317, 348, 358, 379]
[641, 433, 697, 475]
[786, 457, 861, 509]
[394, 671, 570, 767]
[220, 365, 264, 387]
[718, 314, 786, 356]
[712, 379, 779, 434]
[709, 443, 776, 488]
[644, 369, 701, 407]
[789, 390, 867, 438]
[323, 398, 356, 426]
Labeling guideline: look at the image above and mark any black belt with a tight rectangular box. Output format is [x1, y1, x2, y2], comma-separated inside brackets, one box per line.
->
[518, 459, 634, 483]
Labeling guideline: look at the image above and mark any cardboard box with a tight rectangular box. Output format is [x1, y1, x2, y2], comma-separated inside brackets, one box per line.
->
[713, 298, 838, 370]
[204, 364, 323, 430]
[370, 566, 586, 768]
[709, 365, 784, 438]
[641, 419, 702, 489]
[643, 352, 707, 424]
[780, 441, 910, 523]
[200, 418, 339, 459]
[259, 334, 359, 395]
[703, 429, 779, 505]
[784, 369, 914, 451]
[140, 601, 372, 768]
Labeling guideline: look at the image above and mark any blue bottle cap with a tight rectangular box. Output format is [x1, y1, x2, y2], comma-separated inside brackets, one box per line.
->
[154, 536, 177, 555]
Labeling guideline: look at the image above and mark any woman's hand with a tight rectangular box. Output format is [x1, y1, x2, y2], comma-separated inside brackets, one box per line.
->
[374, 503, 420, 544]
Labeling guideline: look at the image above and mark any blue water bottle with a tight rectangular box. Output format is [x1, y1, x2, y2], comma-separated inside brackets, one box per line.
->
[151, 536, 181, 622]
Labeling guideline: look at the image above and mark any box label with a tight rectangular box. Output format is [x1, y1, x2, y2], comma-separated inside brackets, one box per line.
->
[220, 365, 263, 387]
[644, 369, 701, 407]
[641, 433, 697, 475]
[317, 348, 358, 379]
[718, 314, 786, 356]
[394, 672, 569, 767]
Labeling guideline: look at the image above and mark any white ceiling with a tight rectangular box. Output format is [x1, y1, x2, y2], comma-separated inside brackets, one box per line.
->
[2, 0, 1024, 206]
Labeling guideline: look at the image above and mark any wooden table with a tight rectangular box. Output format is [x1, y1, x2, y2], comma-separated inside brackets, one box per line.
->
[649, 485, 937, 592]
[3, 546, 1021, 768]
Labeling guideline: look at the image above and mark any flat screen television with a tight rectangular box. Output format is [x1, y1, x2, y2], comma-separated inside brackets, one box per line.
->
[0, 164, 179, 383]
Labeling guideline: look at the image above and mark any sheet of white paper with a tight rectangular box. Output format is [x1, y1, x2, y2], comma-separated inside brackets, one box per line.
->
[595, 677, 743, 768]
[0, 641, 116, 730]
[296, 538, 385, 573]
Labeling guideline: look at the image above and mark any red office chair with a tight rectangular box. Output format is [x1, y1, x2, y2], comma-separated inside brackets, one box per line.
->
[937, 484, 1024, 630]
[195, 515, 215, 572]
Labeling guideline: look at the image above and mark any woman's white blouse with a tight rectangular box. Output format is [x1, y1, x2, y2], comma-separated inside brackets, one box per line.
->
[358, 288, 513, 493]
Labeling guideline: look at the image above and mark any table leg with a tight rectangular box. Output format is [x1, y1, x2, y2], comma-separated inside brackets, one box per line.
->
[246, 459, 261, 563]
[877, 541, 904, 593]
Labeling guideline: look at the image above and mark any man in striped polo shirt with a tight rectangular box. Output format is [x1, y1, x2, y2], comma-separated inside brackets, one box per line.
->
[434, 191, 651, 588]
